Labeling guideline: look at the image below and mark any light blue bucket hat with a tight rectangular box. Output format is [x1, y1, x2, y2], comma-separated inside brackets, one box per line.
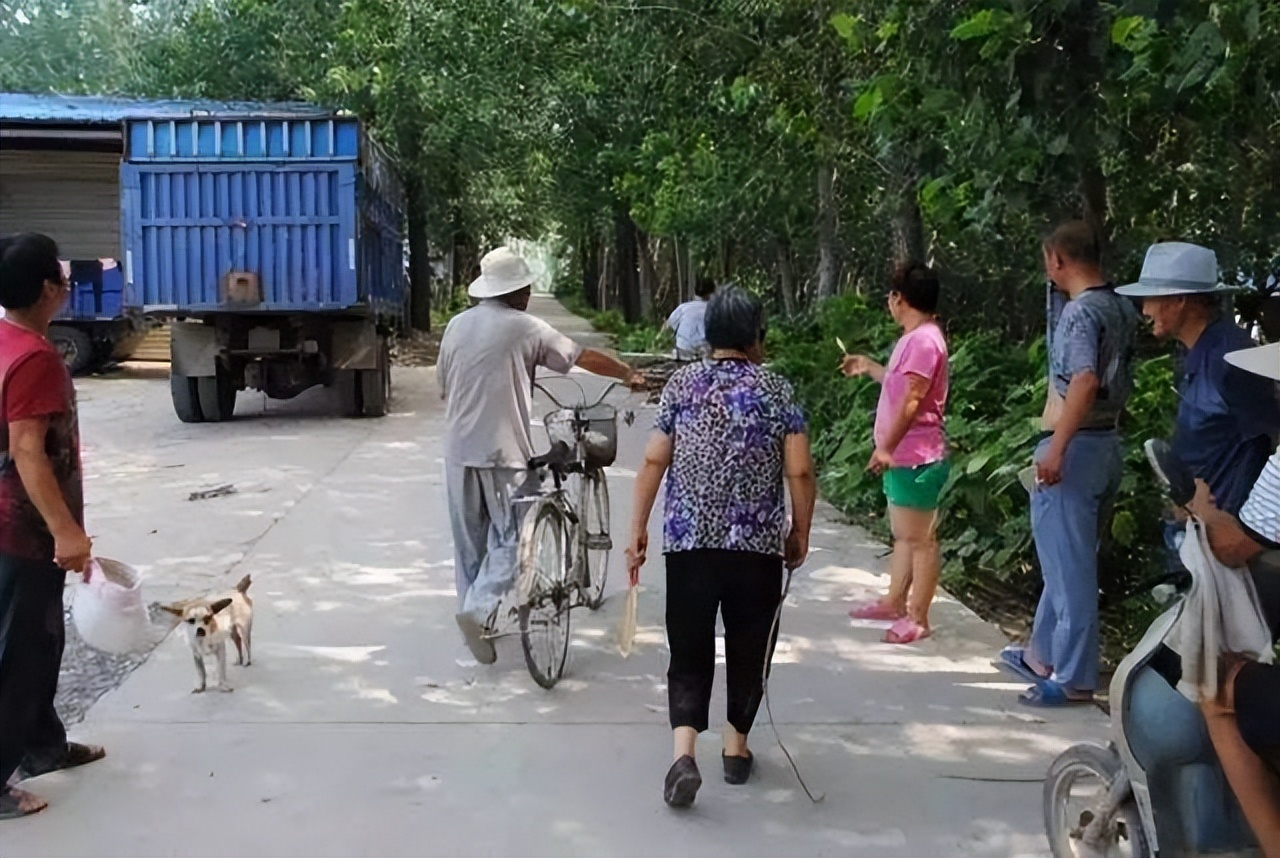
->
[1115, 241, 1238, 298]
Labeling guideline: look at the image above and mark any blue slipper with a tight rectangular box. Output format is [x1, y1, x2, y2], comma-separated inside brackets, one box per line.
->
[1018, 680, 1094, 708]
[996, 646, 1046, 684]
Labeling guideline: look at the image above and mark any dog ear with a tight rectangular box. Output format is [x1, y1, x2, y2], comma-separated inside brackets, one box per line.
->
[161, 604, 185, 617]
[209, 598, 234, 615]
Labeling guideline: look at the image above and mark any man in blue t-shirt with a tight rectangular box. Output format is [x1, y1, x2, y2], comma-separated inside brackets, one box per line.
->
[1117, 242, 1280, 516]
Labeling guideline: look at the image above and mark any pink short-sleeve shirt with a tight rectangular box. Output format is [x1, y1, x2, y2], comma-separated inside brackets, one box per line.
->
[873, 321, 949, 467]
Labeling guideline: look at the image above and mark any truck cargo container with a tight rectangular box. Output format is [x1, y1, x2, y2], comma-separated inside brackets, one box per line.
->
[119, 111, 406, 421]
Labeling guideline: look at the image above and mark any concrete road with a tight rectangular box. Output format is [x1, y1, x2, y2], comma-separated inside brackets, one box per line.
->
[5, 298, 1107, 857]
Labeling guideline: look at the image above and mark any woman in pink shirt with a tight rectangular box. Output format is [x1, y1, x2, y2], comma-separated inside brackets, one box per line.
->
[841, 263, 950, 644]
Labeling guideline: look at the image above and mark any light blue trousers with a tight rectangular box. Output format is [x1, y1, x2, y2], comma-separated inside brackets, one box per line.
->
[1029, 432, 1123, 693]
[444, 464, 524, 621]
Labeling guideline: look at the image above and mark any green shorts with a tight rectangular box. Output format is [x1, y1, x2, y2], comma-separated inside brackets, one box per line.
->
[882, 460, 951, 511]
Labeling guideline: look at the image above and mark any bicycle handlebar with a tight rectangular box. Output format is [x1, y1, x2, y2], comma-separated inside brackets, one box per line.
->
[533, 377, 625, 411]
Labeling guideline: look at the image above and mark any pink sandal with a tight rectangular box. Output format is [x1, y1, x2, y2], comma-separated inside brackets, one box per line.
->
[883, 617, 931, 644]
[848, 600, 904, 621]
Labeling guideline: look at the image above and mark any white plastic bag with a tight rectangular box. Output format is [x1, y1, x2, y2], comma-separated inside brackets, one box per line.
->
[73, 558, 151, 654]
[617, 584, 638, 658]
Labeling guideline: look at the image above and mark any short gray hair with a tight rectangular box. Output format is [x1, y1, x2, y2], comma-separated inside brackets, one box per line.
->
[704, 284, 764, 352]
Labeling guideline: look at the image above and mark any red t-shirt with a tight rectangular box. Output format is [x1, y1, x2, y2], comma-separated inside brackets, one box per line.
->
[0, 319, 83, 561]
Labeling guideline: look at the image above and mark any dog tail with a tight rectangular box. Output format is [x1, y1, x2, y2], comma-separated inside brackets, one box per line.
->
[235, 574, 252, 594]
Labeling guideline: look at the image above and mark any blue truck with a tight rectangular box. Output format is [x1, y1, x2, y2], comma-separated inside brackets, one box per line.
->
[121, 110, 406, 421]
[0, 94, 406, 417]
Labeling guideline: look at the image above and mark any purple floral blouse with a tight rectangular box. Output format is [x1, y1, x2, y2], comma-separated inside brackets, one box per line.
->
[655, 358, 807, 556]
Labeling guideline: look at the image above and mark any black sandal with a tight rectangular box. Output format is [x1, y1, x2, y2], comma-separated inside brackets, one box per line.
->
[19, 742, 105, 779]
[0, 787, 48, 821]
[722, 750, 754, 785]
[663, 755, 701, 808]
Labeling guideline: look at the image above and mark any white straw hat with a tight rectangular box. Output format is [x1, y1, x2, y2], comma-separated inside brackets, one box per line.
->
[1225, 342, 1280, 381]
[1115, 242, 1237, 298]
[468, 247, 537, 299]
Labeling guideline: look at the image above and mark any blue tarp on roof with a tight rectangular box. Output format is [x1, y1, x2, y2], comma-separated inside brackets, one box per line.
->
[0, 92, 336, 124]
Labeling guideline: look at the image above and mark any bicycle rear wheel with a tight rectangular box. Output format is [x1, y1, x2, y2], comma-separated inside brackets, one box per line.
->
[578, 468, 611, 610]
[518, 500, 571, 689]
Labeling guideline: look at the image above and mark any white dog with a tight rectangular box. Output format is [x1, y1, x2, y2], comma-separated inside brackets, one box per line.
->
[163, 575, 253, 693]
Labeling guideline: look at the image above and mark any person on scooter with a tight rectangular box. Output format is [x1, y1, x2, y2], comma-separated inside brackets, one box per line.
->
[1186, 340, 1280, 858]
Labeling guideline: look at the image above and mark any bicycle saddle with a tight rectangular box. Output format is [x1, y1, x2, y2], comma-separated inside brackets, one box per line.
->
[528, 440, 575, 471]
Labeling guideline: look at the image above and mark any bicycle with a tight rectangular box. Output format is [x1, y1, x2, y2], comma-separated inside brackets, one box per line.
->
[485, 378, 622, 689]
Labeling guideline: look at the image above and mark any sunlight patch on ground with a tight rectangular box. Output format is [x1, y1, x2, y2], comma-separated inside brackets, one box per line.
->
[286, 644, 386, 663]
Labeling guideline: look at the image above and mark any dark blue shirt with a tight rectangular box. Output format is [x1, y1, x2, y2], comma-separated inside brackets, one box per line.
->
[1172, 318, 1280, 516]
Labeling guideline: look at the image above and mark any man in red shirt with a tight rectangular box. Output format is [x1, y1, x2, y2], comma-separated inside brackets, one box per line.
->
[1, 233, 102, 821]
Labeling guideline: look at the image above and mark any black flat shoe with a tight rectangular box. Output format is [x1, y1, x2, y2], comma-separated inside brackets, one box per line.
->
[664, 755, 702, 808]
[722, 750, 753, 785]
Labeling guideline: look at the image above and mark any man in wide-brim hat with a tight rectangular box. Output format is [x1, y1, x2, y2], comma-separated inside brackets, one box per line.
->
[1117, 242, 1280, 518]
[437, 246, 643, 664]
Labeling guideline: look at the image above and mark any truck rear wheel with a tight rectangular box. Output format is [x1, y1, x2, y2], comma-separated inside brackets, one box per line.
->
[358, 340, 390, 417]
[197, 366, 237, 422]
[170, 371, 205, 423]
[49, 325, 96, 376]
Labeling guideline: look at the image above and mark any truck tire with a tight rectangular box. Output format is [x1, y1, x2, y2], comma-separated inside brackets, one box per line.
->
[170, 371, 205, 423]
[48, 325, 96, 376]
[358, 340, 390, 418]
[335, 369, 362, 418]
[197, 366, 237, 422]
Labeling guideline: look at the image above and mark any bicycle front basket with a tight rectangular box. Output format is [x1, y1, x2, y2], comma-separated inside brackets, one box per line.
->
[578, 403, 618, 468]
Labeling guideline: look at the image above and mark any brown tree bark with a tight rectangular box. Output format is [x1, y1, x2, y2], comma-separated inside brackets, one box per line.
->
[773, 237, 797, 317]
[580, 230, 601, 311]
[614, 207, 641, 323]
[637, 228, 657, 321]
[406, 176, 432, 332]
[815, 162, 840, 299]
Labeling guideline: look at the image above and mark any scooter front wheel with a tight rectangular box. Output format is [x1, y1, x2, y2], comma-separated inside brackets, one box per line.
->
[1044, 743, 1150, 858]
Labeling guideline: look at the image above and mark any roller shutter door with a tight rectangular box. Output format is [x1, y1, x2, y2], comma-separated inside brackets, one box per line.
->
[0, 148, 121, 260]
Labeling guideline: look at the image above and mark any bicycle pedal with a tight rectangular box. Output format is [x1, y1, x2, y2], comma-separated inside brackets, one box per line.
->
[585, 534, 612, 551]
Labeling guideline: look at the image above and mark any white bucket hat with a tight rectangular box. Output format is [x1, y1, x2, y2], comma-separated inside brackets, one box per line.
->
[468, 246, 537, 299]
[1115, 241, 1237, 298]
[1226, 342, 1280, 381]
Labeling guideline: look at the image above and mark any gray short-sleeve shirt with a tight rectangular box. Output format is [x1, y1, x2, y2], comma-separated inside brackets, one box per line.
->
[439, 300, 582, 468]
[1048, 286, 1138, 428]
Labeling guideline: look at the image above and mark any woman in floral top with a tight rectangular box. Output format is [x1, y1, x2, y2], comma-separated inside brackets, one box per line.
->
[627, 286, 817, 810]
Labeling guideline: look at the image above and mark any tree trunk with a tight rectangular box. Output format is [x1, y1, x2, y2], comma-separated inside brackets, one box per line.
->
[636, 229, 657, 321]
[580, 230, 601, 311]
[613, 207, 641, 323]
[775, 238, 797, 317]
[406, 176, 432, 332]
[1078, 161, 1109, 263]
[891, 174, 925, 267]
[815, 162, 840, 299]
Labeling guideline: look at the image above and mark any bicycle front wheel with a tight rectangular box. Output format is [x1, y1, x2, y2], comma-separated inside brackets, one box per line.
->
[518, 500, 571, 689]
[578, 468, 611, 610]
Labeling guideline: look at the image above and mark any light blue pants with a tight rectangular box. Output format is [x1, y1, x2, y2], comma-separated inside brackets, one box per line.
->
[1029, 432, 1122, 692]
[444, 464, 525, 621]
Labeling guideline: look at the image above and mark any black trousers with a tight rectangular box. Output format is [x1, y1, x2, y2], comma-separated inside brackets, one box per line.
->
[0, 552, 68, 787]
[665, 549, 783, 735]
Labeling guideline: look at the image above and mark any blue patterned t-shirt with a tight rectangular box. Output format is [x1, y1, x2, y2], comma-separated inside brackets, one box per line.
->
[655, 358, 807, 556]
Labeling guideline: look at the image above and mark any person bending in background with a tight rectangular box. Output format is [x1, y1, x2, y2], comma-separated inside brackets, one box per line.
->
[665, 277, 716, 361]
